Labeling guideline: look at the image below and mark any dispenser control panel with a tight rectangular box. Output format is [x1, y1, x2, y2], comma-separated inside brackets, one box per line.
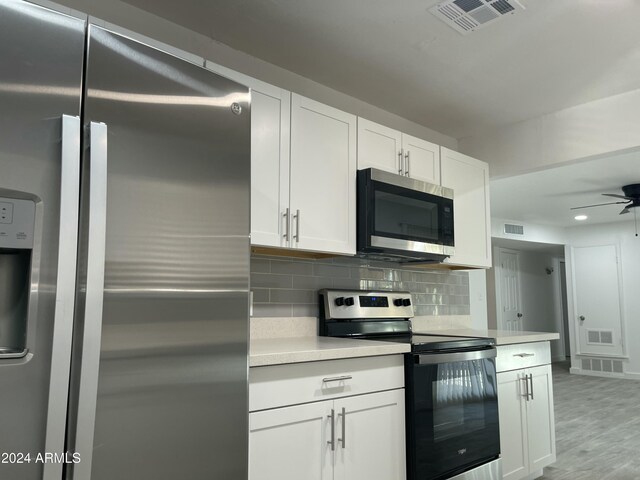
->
[0, 197, 35, 249]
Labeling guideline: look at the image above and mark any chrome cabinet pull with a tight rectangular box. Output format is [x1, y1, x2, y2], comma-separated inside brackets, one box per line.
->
[528, 374, 534, 400]
[293, 209, 300, 243]
[282, 208, 290, 241]
[338, 407, 346, 449]
[513, 353, 535, 358]
[520, 375, 529, 400]
[405, 151, 410, 176]
[397, 150, 403, 175]
[328, 409, 335, 451]
[322, 375, 352, 383]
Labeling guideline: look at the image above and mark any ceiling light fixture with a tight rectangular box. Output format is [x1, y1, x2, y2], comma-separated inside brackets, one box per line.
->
[574, 215, 588, 221]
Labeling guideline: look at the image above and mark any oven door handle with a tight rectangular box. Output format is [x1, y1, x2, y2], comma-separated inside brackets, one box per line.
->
[416, 348, 496, 364]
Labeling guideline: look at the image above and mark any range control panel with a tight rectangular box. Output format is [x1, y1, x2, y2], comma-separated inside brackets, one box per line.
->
[320, 289, 414, 320]
[0, 197, 36, 249]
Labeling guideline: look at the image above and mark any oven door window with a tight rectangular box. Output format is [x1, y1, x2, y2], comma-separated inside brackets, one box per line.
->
[372, 181, 445, 244]
[408, 357, 500, 480]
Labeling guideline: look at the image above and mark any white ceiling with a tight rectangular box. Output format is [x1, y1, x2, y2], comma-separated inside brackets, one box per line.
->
[120, 0, 640, 138]
[490, 149, 640, 227]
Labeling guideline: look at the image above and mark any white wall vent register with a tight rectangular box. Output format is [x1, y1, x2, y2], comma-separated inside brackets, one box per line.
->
[429, 0, 526, 35]
[581, 357, 623, 375]
[586, 329, 614, 345]
[503, 223, 524, 235]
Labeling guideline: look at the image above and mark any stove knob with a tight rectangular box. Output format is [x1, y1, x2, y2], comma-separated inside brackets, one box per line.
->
[344, 297, 355, 306]
[393, 298, 403, 307]
[335, 297, 345, 306]
[402, 298, 412, 307]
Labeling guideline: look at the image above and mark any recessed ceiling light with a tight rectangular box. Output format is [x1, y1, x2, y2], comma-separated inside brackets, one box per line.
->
[574, 215, 588, 221]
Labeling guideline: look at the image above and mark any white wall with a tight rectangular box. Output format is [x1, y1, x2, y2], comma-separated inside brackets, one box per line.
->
[468, 269, 488, 330]
[492, 217, 568, 245]
[566, 221, 640, 376]
[46, 0, 457, 149]
[459, 88, 640, 177]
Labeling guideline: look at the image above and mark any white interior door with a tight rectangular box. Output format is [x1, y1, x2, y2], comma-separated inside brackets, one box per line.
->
[572, 244, 624, 356]
[498, 249, 523, 332]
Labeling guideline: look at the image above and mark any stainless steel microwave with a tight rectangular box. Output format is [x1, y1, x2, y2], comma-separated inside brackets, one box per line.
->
[357, 168, 454, 263]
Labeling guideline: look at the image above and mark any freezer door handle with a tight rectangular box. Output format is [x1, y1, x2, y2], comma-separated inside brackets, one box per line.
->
[72, 121, 109, 480]
[43, 115, 82, 480]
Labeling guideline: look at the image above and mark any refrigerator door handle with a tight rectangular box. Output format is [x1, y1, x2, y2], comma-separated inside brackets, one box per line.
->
[42, 115, 81, 480]
[72, 121, 109, 480]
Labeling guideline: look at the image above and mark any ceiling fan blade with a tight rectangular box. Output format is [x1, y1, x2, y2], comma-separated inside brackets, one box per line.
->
[620, 207, 631, 215]
[603, 193, 632, 200]
[571, 201, 630, 210]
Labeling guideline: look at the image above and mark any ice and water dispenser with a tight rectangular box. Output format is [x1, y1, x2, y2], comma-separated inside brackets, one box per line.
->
[0, 196, 35, 358]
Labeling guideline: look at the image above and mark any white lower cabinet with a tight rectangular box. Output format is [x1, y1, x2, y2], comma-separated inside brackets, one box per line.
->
[497, 343, 556, 480]
[249, 356, 406, 480]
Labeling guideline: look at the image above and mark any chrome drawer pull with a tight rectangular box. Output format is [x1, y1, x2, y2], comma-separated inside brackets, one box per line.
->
[513, 353, 535, 358]
[322, 375, 353, 383]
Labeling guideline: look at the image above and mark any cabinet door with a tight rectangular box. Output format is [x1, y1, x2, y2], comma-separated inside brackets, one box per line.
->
[497, 370, 529, 480]
[440, 147, 491, 268]
[249, 87, 291, 247]
[357, 117, 403, 174]
[526, 365, 556, 473]
[402, 134, 440, 184]
[204, 61, 291, 248]
[290, 94, 356, 254]
[334, 389, 406, 480]
[249, 401, 333, 480]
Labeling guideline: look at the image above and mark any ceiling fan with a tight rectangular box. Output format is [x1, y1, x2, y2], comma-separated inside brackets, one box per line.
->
[571, 183, 640, 215]
[571, 183, 640, 237]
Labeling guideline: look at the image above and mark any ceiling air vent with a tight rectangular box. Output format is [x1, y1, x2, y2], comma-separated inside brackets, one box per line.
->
[429, 0, 525, 35]
[504, 223, 524, 235]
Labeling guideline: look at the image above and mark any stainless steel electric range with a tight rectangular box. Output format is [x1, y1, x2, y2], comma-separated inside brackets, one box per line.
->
[319, 289, 502, 480]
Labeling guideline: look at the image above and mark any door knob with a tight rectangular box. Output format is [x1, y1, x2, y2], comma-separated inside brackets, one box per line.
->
[579, 315, 585, 321]
[517, 313, 523, 318]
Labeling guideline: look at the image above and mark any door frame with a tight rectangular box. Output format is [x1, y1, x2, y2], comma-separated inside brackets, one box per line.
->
[566, 243, 627, 358]
[550, 256, 568, 361]
[495, 247, 523, 332]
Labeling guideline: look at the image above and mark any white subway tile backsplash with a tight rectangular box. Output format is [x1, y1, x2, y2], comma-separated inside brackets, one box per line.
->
[250, 254, 471, 318]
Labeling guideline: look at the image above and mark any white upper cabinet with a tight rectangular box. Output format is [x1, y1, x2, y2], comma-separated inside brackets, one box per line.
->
[357, 118, 440, 184]
[357, 118, 403, 174]
[440, 147, 491, 268]
[401, 134, 440, 184]
[204, 61, 290, 248]
[290, 94, 356, 255]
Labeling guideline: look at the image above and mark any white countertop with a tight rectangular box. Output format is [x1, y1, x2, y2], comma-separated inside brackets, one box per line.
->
[250, 336, 410, 367]
[412, 328, 560, 345]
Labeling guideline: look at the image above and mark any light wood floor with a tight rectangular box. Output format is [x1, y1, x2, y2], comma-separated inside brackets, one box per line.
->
[540, 362, 640, 479]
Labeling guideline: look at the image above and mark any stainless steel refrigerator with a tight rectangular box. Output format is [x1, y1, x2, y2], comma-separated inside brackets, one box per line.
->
[0, 1, 250, 479]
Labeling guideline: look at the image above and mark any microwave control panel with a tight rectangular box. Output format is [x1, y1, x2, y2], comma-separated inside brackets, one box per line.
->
[0, 197, 36, 249]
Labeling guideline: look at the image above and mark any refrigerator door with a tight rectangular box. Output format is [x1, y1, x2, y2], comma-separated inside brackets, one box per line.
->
[0, 2, 84, 479]
[68, 26, 251, 480]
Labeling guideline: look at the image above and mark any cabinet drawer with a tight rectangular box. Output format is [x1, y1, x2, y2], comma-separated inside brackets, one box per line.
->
[496, 342, 551, 373]
[249, 355, 404, 412]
